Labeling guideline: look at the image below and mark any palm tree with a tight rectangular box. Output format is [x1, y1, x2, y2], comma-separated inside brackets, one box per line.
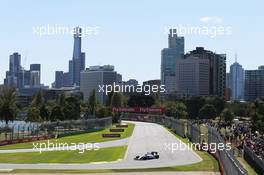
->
[31, 90, 44, 108]
[0, 86, 17, 125]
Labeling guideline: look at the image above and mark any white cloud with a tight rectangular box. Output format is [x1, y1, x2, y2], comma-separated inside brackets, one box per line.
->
[199, 16, 213, 23]
[199, 16, 223, 24]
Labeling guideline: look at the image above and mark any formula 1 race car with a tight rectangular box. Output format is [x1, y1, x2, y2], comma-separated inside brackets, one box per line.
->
[134, 151, 159, 160]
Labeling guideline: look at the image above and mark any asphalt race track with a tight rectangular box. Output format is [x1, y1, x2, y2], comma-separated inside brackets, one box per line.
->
[0, 121, 202, 170]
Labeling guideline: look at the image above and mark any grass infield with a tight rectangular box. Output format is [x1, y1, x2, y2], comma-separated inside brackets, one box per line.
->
[0, 123, 135, 150]
[0, 146, 127, 164]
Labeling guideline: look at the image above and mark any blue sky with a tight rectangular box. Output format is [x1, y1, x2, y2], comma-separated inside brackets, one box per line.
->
[0, 0, 263, 86]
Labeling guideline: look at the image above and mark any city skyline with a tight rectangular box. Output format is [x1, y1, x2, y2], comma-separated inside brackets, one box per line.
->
[0, 0, 263, 86]
[0, 1, 264, 175]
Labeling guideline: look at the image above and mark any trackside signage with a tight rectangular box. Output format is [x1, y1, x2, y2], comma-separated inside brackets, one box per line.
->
[112, 107, 165, 113]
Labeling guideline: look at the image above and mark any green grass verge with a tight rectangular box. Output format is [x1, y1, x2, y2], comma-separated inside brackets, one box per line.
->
[199, 124, 209, 143]
[0, 123, 134, 150]
[0, 146, 127, 164]
[164, 127, 219, 172]
[237, 157, 258, 175]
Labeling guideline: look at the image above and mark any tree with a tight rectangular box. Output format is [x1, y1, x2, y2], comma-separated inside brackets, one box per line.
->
[220, 108, 235, 122]
[26, 107, 42, 122]
[0, 87, 17, 125]
[186, 97, 206, 119]
[57, 92, 66, 106]
[40, 104, 50, 121]
[165, 101, 177, 117]
[106, 90, 114, 107]
[175, 102, 188, 119]
[88, 89, 97, 115]
[250, 113, 264, 133]
[96, 104, 109, 118]
[127, 94, 155, 107]
[207, 97, 226, 116]
[80, 101, 87, 115]
[105, 90, 122, 108]
[62, 96, 80, 120]
[227, 101, 250, 117]
[255, 99, 264, 115]
[199, 104, 217, 119]
[122, 95, 129, 107]
[250, 99, 264, 133]
[165, 101, 187, 118]
[45, 100, 57, 110]
[111, 93, 122, 107]
[31, 90, 44, 108]
[50, 105, 64, 121]
[110, 92, 122, 123]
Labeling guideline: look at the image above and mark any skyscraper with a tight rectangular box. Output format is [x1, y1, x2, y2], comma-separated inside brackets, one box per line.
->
[226, 73, 231, 89]
[4, 53, 42, 89]
[229, 61, 244, 100]
[9, 52, 21, 74]
[54, 27, 86, 87]
[69, 60, 73, 85]
[80, 65, 117, 104]
[185, 47, 226, 97]
[55, 71, 64, 88]
[63, 72, 72, 87]
[176, 56, 210, 96]
[30, 64, 41, 87]
[4, 52, 22, 88]
[245, 66, 264, 101]
[225, 73, 231, 100]
[30, 71, 40, 87]
[71, 27, 85, 86]
[23, 70, 31, 88]
[161, 29, 184, 93]
[30, 64, 41, 72]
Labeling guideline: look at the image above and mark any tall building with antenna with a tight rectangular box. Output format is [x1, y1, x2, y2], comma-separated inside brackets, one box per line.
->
[54, 27, 86, 88]
[229, 54, 244, 100]
[71, 27, 85, 86]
